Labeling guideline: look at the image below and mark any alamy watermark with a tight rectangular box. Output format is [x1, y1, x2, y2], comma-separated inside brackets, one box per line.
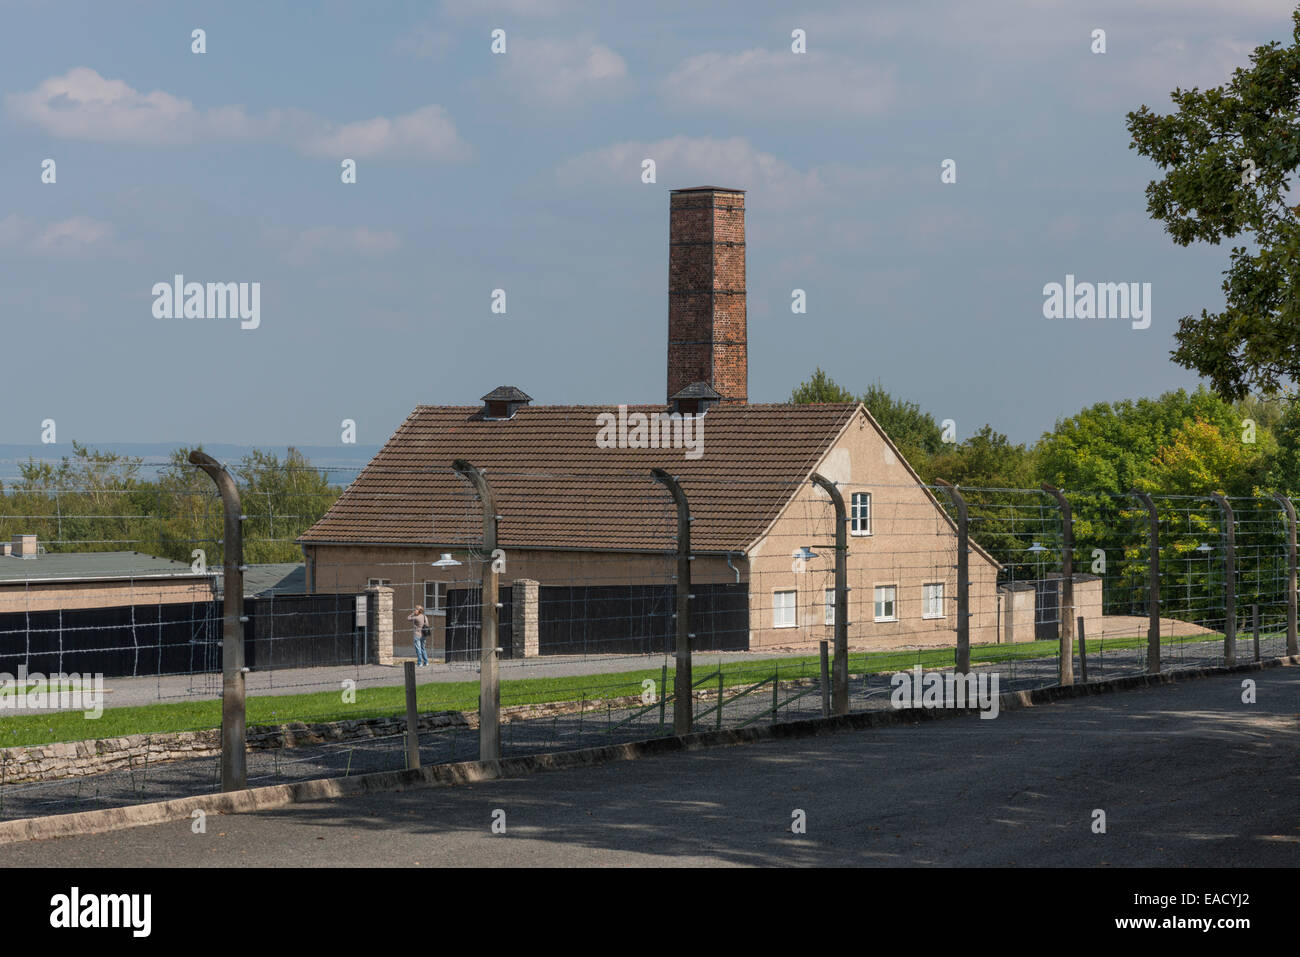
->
[596, 406, 704, 460]
[0, 666, 104, 718]
[1042, 274, 1150, 330]
[889, 665, 1000, 719]
[152, 275, 260, 329]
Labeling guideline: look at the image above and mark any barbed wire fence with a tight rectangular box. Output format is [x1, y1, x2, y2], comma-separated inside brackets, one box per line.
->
[0, 462, 1296, 821]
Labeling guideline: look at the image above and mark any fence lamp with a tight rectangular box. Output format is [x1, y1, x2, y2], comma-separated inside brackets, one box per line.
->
[432, 553, 462, 567]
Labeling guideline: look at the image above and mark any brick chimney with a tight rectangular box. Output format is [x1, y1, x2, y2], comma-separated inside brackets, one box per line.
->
[667, 187, 747, 404]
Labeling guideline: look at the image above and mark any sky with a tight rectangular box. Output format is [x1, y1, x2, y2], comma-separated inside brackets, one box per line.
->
[1, 0, 1297, 451]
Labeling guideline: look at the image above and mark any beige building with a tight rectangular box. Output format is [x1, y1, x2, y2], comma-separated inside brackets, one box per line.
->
[297, 395, 1005, 658]
[0, 534, 215, 614]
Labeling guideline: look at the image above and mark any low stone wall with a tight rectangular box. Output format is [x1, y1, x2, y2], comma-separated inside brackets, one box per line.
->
[0, 711, 468, 786]
[0, 676, 801, 786]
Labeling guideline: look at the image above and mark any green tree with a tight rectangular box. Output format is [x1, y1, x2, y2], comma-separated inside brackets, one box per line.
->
[860, 382, 945, 472]
[1127, 10, 1300, 398]
[788, 367, 857, 403]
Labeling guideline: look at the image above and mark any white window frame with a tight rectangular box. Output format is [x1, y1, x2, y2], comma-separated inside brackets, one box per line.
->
[424, 581, 447, 616]
[923, 582, 945, 620]
[824, 587, 836, 626]
[773, 589, 797, 629]
[874, 584, 897, 622]
[367, 577, 392, 587]
[851, 492, 872, 536]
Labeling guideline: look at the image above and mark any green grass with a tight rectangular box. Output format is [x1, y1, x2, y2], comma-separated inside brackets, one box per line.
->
[0, 630, 1233, 750]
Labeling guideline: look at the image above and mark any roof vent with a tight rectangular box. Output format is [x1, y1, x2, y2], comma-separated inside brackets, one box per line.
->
[481, 385, 532, 420]
[669, 381, 721, 416]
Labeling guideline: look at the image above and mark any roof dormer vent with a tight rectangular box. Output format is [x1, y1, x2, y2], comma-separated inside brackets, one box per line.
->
[481, 386, 532, 420]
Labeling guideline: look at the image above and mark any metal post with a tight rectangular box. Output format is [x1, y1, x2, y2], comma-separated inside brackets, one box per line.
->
[404, 660, 420, 770]
[716, 671, 723, 730]
[1252, 603, 1260, 662]
[1271, 494, 1298, 657]
[1041, 484, 1075, 686]
[819, 639, 830, 717]
[1210, 493, 1236, 667]
[189, 451, 246, 792]
[1077, 616, 1088, 683]
[809, 472, 849, 713]
[453, 459, 501, 763]
[1129, 490, 1161, 674]
[652, 469, 694, 734]
[659, 663, 667, 730]
[935, 480, 971, 676]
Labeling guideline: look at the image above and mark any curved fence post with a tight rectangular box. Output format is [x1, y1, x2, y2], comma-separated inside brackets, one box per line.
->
[652, 469, 693, 734]
[453, 459, 500, 763]
[1129, 490, 1161, 674]
[1041, 484, 1075, 686]
[935, 479, 970, 676]
[188, 450, 246, 792]
[1272, 493, 1298, 657]
[809, 471, 849, 714]
[1209, 492, 1236, 667]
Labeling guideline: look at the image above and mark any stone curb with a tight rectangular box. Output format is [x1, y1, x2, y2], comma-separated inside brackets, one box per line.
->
[0, 653, 1294, 846]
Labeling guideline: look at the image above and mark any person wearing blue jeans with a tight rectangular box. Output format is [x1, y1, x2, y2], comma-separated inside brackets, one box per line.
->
[407, 605, 430, 666]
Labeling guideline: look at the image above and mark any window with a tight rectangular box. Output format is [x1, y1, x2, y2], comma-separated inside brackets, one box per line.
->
[424, 581, 447, 616]
[774, 590, 797, 628]
[824, 587, 836, 626]
[874, 585, 897, 622]
[923, 582, 945, 619]
[851, 492, 872, 535]
[367, 578, 392, 587]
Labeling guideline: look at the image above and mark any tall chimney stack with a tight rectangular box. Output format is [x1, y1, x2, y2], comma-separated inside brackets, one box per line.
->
[667, 187, 747, 404]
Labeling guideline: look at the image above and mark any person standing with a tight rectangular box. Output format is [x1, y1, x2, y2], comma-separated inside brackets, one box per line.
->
[407, 605, 430, 666]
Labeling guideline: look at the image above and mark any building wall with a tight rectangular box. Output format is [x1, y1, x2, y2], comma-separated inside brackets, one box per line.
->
[743, 408, 1002, 652]
[304, 544, 742, 657]
[0, 578, 215, 614]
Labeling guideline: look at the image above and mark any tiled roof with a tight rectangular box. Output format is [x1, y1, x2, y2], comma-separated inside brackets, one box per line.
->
[480, 386, 532, 403]
[0, 551, 210, 584]
[300, 403, 859, 553]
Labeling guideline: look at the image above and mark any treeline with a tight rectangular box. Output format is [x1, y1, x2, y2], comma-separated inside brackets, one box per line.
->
[0, 442, 340, 564]
[791, 369, 1300, 623]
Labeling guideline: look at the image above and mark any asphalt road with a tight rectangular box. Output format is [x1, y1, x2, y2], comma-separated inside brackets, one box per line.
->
[4, 666, 1298, 867]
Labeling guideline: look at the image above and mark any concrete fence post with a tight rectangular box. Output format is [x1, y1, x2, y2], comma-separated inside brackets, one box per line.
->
[404, 661, 420, 770]
[452, 459, 501, 764]
[1128, 490, 1161, 675]
[1077, 615, 1088, 683]
[935, 480, 971, 676]
[1209, 493, 1236, 667]
[819, 639, 830, 718]
[651, 469, 694, 734]
[1041, 484, 1075, 687]
[809, 471, 850, 713]
[1271, 494, 1298, 657]
[189, 450, 246, 792]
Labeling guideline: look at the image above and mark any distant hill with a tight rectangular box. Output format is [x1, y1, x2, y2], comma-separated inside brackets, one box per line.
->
[0, 442, 381, 484]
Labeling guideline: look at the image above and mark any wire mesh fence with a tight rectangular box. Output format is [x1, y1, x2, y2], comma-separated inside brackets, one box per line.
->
[0, 463, 1296, 821]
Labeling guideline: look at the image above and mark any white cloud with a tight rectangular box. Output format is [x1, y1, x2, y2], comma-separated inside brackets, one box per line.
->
[6, 68, 468, 161]
[557, 135, 890, 211]
[272, 226, 402, 266]
[0, 214, 115, 255]
[300, 105, 469, 160]
[663, 49, 894, 118]
[489, 34, 628, 105]
[440, 0, 574, 17]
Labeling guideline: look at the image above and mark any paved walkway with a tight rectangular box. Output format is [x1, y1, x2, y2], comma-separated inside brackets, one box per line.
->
[4, 665, 1295, 866]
